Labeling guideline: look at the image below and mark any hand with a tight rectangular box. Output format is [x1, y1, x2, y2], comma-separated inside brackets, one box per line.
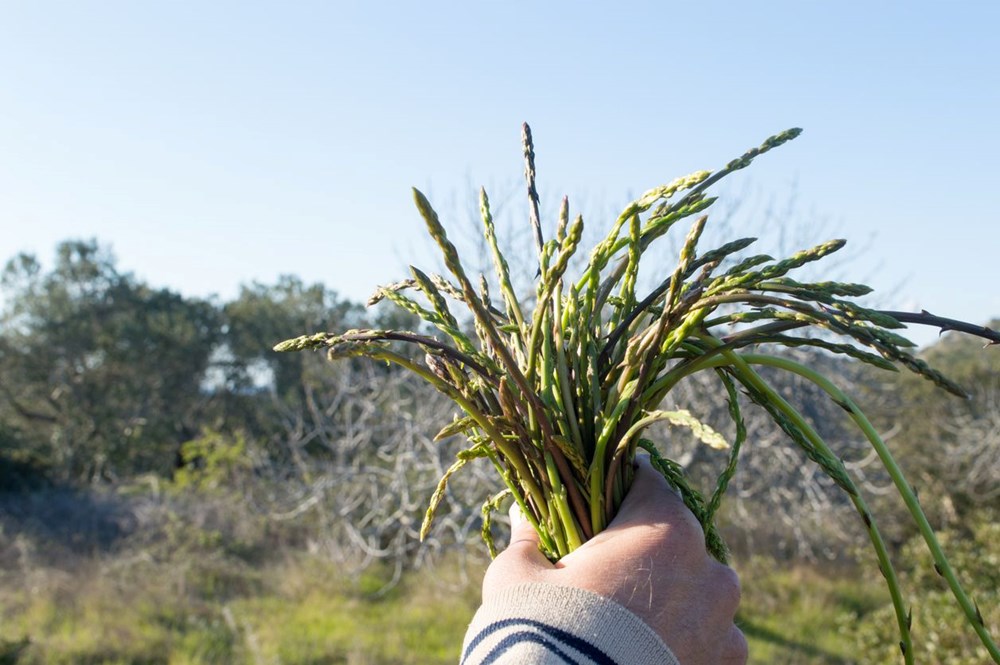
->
[482, 455, 748, 665]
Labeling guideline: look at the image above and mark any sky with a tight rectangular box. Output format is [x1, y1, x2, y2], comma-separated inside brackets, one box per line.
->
[2, 2, 999, 347]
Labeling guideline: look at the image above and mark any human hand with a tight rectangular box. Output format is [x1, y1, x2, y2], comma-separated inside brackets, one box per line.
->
[481, 455, 748, 665]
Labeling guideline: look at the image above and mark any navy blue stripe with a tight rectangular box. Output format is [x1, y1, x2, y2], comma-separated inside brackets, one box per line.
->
[479, 631, 578, 665]
[461, 618, 617, 665]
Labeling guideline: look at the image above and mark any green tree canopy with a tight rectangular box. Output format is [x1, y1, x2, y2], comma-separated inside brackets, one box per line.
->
[0, 240, 220, 481]
[221, 275, 364, 399]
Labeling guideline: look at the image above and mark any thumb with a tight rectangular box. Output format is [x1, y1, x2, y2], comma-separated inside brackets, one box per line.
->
[507, 504, 541, 548]
[481, 505, 553, 598]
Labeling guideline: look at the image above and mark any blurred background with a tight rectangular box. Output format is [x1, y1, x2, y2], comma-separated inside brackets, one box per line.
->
[1, 2, 998, 663]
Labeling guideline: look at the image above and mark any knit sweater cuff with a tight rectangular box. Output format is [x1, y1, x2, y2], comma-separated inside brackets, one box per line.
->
[460, 582, 680, 665]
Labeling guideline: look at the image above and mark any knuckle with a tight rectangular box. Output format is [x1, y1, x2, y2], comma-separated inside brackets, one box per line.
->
[648, 504, 706, 551]
[712, 563, 742, 612]
[481, 549, 527, 594]
[726, 625, 749, 663]
[673, 509, 707, 546]
[633, 515, 705, 560]
[480, 560, 507, 597]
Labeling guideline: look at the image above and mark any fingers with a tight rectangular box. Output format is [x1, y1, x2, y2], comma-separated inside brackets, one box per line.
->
[699, 560, 742, 621]
[506, 504, 539, 547]
[721, 625, 749, 664]
[701, 560, 745, 664]
[481, 505, 553, 598]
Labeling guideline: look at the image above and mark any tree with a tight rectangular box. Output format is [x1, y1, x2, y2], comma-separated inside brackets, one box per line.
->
[208, 276, 365, 438]
[0, 240, 220, 481]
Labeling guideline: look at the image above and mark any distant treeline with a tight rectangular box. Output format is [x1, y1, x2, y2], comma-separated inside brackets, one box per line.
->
[0, 239, 423, 485]
[2, 238, 997, 536]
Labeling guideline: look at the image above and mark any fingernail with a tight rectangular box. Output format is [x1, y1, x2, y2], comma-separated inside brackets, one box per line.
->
[508, 504, 524, 528]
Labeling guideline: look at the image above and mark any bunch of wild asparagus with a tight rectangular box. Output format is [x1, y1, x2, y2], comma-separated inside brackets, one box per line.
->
[276, 125, 999, 663]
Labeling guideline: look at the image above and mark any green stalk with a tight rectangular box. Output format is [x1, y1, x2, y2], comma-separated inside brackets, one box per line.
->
[480, 188, 527, 340]
[545, 451, 584, 551]
[553, 286, 585, 454]
[713, 348, 915, 665]
[604, 410, 700, 510]
[365, 347, 553, 531]
[705, 369, 746, 523]
[742, 353, 1000, 663]
[643, 333, 914, 661]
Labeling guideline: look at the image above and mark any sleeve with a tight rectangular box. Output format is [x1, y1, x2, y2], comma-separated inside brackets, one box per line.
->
[460, 582, 681, 665]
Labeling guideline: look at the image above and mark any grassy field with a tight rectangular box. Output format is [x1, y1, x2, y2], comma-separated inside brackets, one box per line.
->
[1, 485, 995, 664]
[0, 553, 480, 665]
[0, 548, 891, 664]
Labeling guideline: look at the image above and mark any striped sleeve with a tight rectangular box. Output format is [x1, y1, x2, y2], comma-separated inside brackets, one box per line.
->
[460, 583, 680, 665]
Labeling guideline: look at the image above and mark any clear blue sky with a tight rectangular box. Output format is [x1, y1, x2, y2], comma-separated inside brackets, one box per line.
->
[2, 2, 998, 346]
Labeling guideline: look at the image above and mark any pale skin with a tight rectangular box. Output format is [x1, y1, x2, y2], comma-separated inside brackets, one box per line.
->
[482, 455, 748, 665]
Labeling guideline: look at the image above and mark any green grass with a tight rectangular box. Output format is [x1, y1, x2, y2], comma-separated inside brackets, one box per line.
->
[3, 512, 995, 664]
[230, 559, 480, 664]
[737, 556, 885, 664]
[0, 550, 895, 665]
[0, 555, 481, 665]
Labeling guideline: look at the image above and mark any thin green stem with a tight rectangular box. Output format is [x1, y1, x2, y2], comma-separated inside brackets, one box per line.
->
[366, 348, 553, 529]
[742, 353, 1000, 664]
[545, 451, 584, 552]
[691, 342, 915, 665]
